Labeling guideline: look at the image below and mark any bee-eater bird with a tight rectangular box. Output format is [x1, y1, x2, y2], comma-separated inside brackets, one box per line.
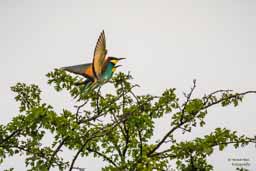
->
[80, 64, 122, 93]
[61, 30, 125, 86]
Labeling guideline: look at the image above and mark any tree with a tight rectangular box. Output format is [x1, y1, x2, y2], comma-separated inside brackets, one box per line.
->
[0, 69, 255, 171]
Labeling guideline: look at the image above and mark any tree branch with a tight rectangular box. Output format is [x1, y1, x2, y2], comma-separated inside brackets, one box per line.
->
[0, 129, 22, 144]
[69, 117, 128, 170]
[86, 147, 118, 167]
[148, 90, 256, 156]
[78, 86, 136, 124]
[47, 137, 68, 170]
[150, 137, 256, 158]
[138, 128, 143, 159]
[203, 91, 256, 109]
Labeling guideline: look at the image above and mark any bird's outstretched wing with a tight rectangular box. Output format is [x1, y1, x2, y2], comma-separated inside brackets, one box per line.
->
[92, 30, 107, 79]
[61, 63, 94, 80]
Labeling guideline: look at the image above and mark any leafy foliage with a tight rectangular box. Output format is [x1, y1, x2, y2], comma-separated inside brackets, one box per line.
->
[0, 69, 255, 171]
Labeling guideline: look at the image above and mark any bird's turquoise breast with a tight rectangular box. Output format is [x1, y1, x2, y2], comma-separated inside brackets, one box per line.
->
[101, 63, 114, 81]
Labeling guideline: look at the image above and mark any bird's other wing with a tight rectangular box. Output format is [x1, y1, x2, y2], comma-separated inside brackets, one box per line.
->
[61, 63, 94, 80]
[92, 30, 108, 79]
[74, 78, 92, 86]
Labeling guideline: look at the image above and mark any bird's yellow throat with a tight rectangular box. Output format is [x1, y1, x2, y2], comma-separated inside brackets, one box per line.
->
[110, 59, 118, 64]
[112, 67, 117, 72]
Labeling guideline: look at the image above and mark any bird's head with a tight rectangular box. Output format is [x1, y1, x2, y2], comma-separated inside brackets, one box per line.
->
[108, 57, 125, 65]
[112, 65, 122, 73]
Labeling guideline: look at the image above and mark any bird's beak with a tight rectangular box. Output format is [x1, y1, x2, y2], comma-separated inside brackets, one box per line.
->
[117, 58, 126, 61]
[112, 65, 122, 72]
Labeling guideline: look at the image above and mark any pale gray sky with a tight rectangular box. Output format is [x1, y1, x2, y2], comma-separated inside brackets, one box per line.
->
[1, 0, 256, 170]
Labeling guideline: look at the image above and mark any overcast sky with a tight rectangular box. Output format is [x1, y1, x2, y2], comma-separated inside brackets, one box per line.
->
[1, 1, 256, 170]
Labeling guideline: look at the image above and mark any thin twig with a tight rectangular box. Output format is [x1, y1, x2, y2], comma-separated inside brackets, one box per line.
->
[75, 100, 88, 122]
[180, 79, 197, 123]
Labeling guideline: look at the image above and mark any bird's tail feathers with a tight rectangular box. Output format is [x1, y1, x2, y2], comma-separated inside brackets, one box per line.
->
[73, 79, 97, 99]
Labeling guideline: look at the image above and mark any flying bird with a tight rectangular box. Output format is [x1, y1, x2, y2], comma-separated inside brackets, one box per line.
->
[62, 30, 125, 88]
